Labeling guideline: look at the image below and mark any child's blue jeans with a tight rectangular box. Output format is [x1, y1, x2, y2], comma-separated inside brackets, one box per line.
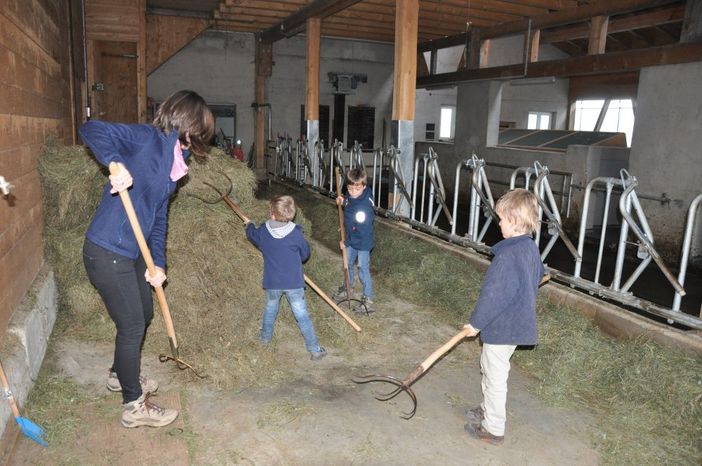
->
[261, 288, 321, 352]
[347, 246, 373, 299]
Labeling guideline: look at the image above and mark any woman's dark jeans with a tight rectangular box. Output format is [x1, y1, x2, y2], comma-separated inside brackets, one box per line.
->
[83, 239, 153, 403]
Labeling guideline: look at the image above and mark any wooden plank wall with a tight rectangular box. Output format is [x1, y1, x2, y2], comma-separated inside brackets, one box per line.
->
[0, 0, 73, 334]
[85, 0, 146, 121]
[146, 14, 209, 75]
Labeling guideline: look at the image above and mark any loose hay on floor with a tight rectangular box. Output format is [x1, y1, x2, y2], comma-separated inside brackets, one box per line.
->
[281, 183, 702, 466]
[39, 144, 366, 391]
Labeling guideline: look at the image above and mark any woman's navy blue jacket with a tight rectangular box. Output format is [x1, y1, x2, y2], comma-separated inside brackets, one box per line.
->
[468, 235, 544, 345]
[343, 186, 375, 251]
[79, 121, 179, 268]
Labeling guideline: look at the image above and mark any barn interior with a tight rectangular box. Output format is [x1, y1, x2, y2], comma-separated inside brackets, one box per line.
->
[1, 0, 701, 464]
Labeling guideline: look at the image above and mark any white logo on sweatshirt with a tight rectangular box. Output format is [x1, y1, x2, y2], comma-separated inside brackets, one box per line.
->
[355, 211, 366, 223]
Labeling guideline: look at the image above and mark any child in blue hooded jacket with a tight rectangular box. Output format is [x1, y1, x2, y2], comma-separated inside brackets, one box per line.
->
[244, 195, 327, 361]
[81, 90, 214, 428]
[463, 188, 545, 446]
[333, 168, 376, 311]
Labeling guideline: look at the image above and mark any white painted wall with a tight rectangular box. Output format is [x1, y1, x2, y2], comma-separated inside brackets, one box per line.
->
[500, 78, 569, 130]
[415, 87, 457, 142]
[415, 38, 570, 142]
[148, 31, 257, 149]
[148, 30, 395, 151]
[270, 35, 394, 147]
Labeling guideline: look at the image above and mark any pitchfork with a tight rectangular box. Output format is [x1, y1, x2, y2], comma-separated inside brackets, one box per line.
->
[195, 172, 362, 332]
[109, 163, 205, 378]
[334, 167, 368, 315]
[353, 275, 551, 419]
[352, 327, 472, 419]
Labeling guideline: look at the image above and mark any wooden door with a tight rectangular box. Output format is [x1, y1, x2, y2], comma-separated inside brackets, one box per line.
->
[92, 40, 138, 123]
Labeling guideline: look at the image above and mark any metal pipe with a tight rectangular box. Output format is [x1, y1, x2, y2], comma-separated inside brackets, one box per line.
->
[673, 194, 702, 312]
[617, 176, 685, 295]
[594, 182, 614, 284]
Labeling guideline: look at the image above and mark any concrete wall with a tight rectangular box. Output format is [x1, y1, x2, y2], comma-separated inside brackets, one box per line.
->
[629, 62, 702, 264]
[148, 31, 394, 151]
[500, 78, 569, 130]
[0, 267, 57, 443]
[148, 31, 257, 149]
[415, 87, 457, 142]
[271, 35, 394, 147]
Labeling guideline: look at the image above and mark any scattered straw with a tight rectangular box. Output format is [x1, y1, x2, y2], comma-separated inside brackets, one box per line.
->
[281, 184, 702, 466]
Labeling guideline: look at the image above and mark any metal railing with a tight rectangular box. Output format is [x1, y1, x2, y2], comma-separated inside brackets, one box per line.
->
[673, 194, 702, 316]
[267, 139, 701, 330]
[412, 147, 452, 227]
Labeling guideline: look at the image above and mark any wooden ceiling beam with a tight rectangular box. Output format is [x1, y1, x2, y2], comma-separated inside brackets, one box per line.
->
[211, 20, 269, 32]
[541, 4, 684, 43]
[421, 0, 548, 18]
[350, 1, 513, 25]
[418, 41, 702, 87]
[497, 0, 578, 9]
[418, 0, 682, 52]
[260, 0, 362, 42]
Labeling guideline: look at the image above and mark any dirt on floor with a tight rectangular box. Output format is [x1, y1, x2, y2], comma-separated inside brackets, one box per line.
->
[6, 240, 599, 466]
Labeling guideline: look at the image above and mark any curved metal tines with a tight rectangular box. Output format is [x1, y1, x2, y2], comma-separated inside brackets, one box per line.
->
[335, 297, 370, 315]
[159, 354, 206, 379]
[187, 171, 234, 204]
[352, 374, 418, 419]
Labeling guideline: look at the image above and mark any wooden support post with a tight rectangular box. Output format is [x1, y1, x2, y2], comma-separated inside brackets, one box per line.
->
[468, 28, 481, 69]
[681, 0, 702, 43]
[588, 15, 609, 55]
[306, 17, 320, 121]
[480, 39, 491, 68]
[392, 0, 418, 121]
[255, 39, 272, 172]
[529, 29, 541, 62]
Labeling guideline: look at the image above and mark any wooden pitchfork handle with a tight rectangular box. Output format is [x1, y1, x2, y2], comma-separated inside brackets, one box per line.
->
[108, 163, 181, 360]
[335, 168, 353, 306]
[209, 186, 362, 332]
[304, 275, 361, 332]
[353, 327, 472, 419]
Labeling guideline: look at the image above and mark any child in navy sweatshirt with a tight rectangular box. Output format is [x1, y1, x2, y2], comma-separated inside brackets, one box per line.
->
[245, 195, 326, 361]
[333, 168, 376, 311]
[463, 188, 545, 445]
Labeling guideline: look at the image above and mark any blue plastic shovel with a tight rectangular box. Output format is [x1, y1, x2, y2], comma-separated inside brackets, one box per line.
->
[0, 361, 47, 446]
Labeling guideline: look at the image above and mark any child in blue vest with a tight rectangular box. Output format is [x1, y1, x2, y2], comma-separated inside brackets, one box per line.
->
[463, 188, 545, 445]
[244, 195, 326, 360]
[333, 168, 376, 311]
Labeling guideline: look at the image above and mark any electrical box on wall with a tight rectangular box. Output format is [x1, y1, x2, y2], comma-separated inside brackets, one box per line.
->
[328, 72, 367, 94]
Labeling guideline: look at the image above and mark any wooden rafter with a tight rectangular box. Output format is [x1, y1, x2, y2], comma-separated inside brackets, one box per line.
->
[417, 41, 702, 87]
[418, 0, 682, 52]
[541, 4, 684, 44]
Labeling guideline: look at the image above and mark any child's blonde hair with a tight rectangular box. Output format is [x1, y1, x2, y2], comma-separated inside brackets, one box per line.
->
[270, 195, 296, 222]
[495, 188, 539, 235]
[347, 168, 367, 186]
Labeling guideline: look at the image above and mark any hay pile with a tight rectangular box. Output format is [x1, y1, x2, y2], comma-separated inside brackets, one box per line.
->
[283, 186, 702, 466]
[39, 142, 362, 389]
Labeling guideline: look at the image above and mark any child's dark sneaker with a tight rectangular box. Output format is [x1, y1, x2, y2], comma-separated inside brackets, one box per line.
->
[310, 347, 327, 361]
[121, 393, 178, 428]
[107, 370, 158, 394]
[332, 286, 349, 302]
[464, 422, 504, 445]
[465, 405, 484, 421]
